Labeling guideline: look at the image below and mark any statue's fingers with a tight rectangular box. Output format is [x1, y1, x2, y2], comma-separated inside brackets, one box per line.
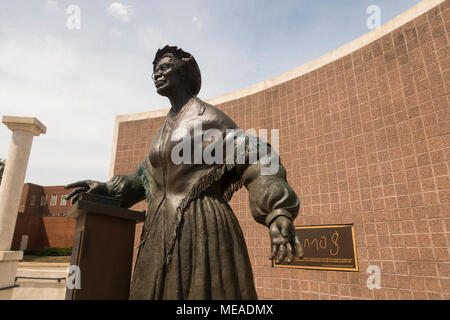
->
[71, 193, 83, 204]
[269, 244, 278, 260]
[276, 244, 286, 264]
[65, 187, 86, 200]
[280, 220, 290, 238]
[286, 242, 295, 263]
[65, 181, 89, 190]
[295, 235, 304, 258]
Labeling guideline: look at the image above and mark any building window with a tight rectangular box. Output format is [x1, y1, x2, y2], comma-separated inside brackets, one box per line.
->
[40, 195, 47, 206]
[50, 194, 57, 206]
[60, 195, 67, 206]
[30, 194, 36, 206]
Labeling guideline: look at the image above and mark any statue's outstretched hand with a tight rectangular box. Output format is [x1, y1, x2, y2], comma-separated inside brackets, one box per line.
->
[64, 180, 108, 204]
[269, 216, 303, 264]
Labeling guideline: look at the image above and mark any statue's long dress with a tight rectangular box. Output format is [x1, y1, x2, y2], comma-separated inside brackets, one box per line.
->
[122, 97, 299, 300]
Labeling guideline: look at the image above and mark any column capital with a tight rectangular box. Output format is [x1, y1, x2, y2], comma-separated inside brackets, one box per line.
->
[2, 116, 47, 136]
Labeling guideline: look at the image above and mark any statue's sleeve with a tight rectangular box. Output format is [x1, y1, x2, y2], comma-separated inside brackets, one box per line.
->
[231, 134, 299, 227]
[106, 162, 148, 208]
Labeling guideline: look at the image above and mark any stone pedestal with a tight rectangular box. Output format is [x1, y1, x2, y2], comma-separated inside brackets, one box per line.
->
[0, 251, 23, 299]
[0, 116, 46, 299]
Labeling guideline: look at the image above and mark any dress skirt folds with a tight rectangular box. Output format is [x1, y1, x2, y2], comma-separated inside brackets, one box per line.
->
[130, 193, 257, 299]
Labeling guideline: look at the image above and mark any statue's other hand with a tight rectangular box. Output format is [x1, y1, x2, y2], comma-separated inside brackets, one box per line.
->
[268, 216, 304, 264]
[64, 180, 108, 204]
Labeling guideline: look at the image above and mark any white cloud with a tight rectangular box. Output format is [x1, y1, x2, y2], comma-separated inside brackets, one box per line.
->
[192, 16, 203, 29]
[107, 2, 133, 22]
[45, 0, 59, 10]
[110, 28, 123, 38]
[0, 30, 80, 84]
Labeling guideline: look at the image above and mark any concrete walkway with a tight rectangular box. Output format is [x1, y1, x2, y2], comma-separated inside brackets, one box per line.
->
[10, 262, 69, 300]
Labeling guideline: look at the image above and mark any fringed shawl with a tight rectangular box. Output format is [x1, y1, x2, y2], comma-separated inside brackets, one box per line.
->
[138, 132, 265, 267]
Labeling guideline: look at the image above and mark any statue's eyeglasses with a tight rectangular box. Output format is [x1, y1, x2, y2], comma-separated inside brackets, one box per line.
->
[151, 63, 176, 80]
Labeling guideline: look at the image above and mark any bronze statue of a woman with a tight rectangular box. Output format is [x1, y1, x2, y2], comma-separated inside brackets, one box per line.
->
[65, 45, 303, 299]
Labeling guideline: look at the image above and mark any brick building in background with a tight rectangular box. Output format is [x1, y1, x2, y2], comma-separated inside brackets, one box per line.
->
[110, 1, 449, 299]
[11, 183, 75, 250]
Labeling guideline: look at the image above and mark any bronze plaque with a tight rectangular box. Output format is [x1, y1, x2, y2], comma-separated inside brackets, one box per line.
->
[273, 224, 358, 271]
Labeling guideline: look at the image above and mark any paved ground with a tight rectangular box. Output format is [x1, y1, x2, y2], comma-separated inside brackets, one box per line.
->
[11, 262, 69, 300]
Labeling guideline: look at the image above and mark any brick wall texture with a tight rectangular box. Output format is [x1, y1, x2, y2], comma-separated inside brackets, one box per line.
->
[113, 2, 450, 299]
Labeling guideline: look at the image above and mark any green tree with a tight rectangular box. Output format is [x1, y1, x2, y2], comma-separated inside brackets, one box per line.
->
[0, 158, 5, 186]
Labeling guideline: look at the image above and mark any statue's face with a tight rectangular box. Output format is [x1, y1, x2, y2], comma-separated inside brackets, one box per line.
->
[153, 56, 183, 97]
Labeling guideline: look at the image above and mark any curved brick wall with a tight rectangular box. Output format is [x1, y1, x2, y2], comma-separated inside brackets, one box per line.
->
[113, 0, 449, 299]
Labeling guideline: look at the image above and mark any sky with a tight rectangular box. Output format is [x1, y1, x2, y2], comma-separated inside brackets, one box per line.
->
[0, 0, 422, 186]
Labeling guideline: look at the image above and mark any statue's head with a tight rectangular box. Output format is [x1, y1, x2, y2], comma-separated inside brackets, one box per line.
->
[152, 45, 201, 97]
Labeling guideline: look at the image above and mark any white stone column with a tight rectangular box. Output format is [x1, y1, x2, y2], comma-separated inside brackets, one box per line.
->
[0, 116, 46, 299]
